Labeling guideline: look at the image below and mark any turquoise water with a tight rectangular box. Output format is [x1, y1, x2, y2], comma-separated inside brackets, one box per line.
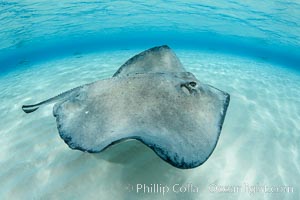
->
[0, 1, 300, 200]
[1, 0, 300, 71]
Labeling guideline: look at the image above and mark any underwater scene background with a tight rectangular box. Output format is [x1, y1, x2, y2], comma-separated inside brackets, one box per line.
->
[0, 0, 300, 199]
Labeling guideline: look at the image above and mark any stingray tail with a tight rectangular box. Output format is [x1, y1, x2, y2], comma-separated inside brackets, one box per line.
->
[22, 86, 81, 114]
[22, 103, 42, 113]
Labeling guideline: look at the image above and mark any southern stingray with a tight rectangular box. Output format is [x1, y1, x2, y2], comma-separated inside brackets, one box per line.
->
[22, 45, 230, 169]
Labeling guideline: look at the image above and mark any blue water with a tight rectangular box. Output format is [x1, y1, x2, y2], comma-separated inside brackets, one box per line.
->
[0, 1, 300, 200]
[1, 0, 300, 72]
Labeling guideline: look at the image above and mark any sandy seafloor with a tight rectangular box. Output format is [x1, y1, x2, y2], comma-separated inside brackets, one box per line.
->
[0, 49, 299, 200]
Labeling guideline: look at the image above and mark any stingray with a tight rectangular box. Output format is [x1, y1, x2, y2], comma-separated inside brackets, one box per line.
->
[22, 45, 230, 169]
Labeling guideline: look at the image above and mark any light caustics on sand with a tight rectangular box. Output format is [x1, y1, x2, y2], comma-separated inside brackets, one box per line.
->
[0, 47, 299, 199]
[21, 46, 230, 169]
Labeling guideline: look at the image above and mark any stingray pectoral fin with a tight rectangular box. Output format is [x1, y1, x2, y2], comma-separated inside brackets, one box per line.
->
[53, 73, 230, 169]
[22, 86, 82, 114]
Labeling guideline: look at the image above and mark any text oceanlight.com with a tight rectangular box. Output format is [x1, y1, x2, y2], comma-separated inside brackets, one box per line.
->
[209, 182, 294, 195]
[125, 183, 294, 196]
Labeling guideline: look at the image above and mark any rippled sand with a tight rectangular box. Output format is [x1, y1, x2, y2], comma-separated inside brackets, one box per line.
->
[0, 49, 299, 200]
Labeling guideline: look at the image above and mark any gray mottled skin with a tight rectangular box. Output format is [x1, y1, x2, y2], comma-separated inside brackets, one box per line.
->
[22, 45, 184, 113]
[113, 45, 185, 77]
[22, 45, 230, 169]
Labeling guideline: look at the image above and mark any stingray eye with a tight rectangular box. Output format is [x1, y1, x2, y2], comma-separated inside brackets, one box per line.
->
[189, 81, 197, 87]
[180, 84, 190, 95]
[180, 81, 198, 95]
